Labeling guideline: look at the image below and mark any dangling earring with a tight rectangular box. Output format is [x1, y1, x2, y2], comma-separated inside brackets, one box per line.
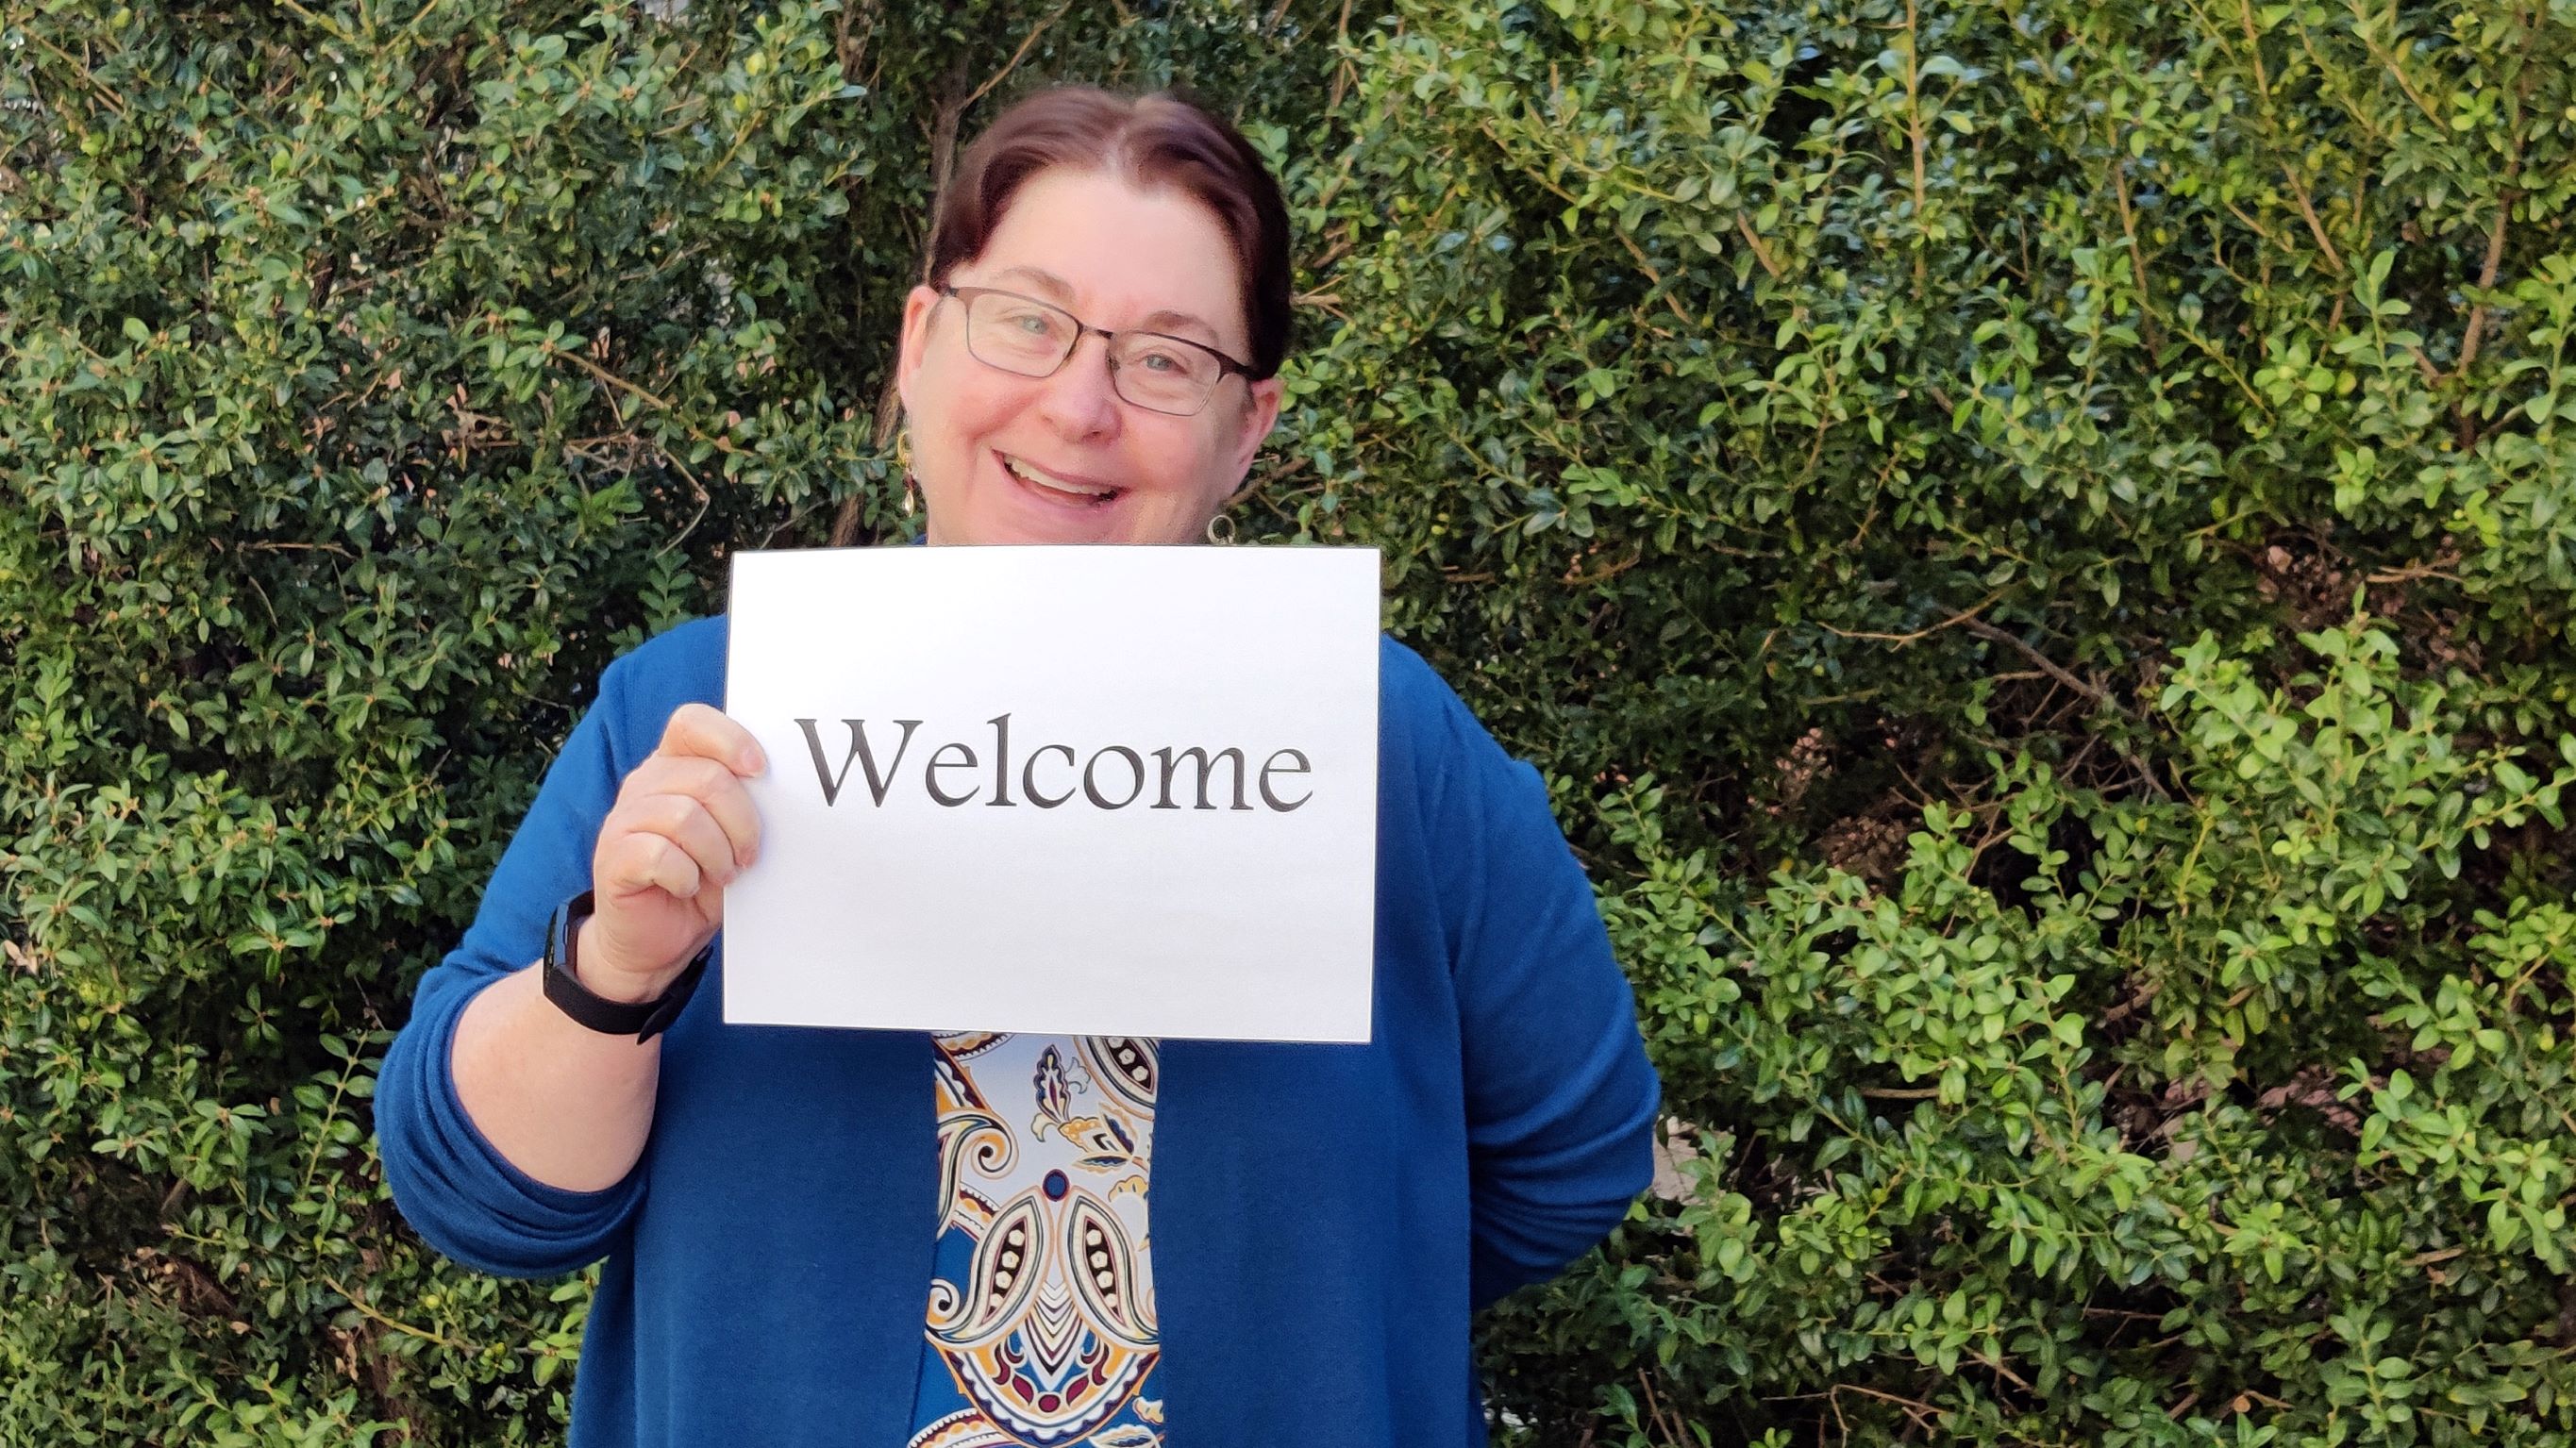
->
[895, 428, 916, 517]
[1204, 512, 1236, 545]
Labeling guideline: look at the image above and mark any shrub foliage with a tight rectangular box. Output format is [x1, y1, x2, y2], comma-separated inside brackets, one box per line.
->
[5, 0, 2574, 1442]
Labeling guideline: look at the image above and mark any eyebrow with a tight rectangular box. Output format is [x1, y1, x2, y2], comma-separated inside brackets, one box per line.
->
[987, 265, 1225, 348]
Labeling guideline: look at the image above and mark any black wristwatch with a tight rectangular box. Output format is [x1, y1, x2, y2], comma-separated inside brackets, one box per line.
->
[541, 890, 711, 1042]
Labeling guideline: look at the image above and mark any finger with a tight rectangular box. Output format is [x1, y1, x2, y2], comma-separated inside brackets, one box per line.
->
[598, 830, 706, 902]
[659, 702, 766, 776]
[625, 793, 744, 888]
[696, 776, 761, 871]
[623, 757, 761, 870]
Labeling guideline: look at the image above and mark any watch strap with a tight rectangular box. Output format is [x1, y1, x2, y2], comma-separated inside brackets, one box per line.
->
[541, 890, 711, 1042]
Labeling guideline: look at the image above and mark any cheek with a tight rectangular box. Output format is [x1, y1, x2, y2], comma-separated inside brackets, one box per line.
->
[912, 364, 1024, 461]
[1182, 417, 1252, 496]
[1129, 424, 1229, 505]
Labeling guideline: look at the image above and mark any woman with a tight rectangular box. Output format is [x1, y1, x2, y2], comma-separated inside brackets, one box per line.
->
[377, 87, 1659, 1448]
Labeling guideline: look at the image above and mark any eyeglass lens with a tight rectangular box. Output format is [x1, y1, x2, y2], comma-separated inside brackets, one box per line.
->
[962, 291, 1223, 416]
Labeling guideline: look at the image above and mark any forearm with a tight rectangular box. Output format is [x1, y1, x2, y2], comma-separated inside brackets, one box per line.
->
[450, 929, 666, 1193]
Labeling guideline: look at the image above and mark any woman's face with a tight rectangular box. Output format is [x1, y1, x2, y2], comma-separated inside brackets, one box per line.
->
[895, 168, 1283, 546]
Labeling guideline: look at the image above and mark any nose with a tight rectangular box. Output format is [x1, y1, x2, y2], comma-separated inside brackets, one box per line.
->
[1035, 333, 1123, 443]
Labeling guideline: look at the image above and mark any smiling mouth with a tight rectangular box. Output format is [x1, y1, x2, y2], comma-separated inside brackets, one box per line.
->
[999, 452, 1125, 507]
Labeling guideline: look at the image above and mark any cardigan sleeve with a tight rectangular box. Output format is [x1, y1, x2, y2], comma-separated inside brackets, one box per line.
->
[375, 648, 653, 1278]
[1412, 661, 1663, 1309]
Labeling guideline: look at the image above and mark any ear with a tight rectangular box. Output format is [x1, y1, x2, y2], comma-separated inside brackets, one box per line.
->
[1223, 375, 1286, 491]
[895, 284, 944, 414]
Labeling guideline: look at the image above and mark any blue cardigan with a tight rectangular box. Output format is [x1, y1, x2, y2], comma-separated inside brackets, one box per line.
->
[377, 616, 1660, 1447]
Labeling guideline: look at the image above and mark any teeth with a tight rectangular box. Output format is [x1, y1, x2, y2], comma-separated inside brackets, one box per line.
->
[1004, 455, 1118, 500]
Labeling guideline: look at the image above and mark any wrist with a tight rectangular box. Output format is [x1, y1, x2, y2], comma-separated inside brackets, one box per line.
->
[541, 893, 711, 1042]
[571, 916, 684, 1006]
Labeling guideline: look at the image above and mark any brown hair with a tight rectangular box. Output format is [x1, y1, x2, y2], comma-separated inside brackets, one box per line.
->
[927, 87, 1293, 380]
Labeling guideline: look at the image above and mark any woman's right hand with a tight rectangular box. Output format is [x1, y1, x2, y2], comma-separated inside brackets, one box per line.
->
[580, 703, 767, 1004]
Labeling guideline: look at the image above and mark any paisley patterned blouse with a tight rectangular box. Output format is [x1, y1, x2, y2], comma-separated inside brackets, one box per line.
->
[908, 1032, 1163, 1448]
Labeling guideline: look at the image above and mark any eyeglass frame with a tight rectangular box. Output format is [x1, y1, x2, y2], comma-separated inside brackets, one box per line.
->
[935, 284, 1260, 418]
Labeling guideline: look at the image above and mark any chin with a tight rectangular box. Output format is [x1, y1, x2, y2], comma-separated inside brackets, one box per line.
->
[927, 457, 1213, 547]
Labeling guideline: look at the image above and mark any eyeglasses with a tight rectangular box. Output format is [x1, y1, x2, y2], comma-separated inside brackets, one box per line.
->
[938, 284, 1256, 418]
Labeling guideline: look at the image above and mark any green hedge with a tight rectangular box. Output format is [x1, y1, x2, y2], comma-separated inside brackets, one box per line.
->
[6, 0, 2574, 1442]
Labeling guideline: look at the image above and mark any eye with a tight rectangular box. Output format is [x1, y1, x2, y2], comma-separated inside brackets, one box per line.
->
[1137, 350, 1182, 374]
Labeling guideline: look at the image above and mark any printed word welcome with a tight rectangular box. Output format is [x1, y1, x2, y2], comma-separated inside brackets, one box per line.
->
[794, 714, 1315, 812]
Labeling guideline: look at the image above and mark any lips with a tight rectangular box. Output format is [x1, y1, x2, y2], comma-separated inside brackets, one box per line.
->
[998, 451, 1124, 508]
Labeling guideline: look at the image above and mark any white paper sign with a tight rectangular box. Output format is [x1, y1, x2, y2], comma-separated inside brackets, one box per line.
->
[721, 545, 1380, 1042]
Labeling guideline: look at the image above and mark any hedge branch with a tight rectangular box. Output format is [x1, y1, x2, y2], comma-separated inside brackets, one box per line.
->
[26, 32, 126, 116]
[2233, 0, 2271, 95]
[322, 1277, 477, 1356]
[2348, 0, 2445, 129]
[2451, 189, 2514, 389]
[1902, 0, 1931, 294]
[1328, 0, 1356, 112]
[2109, 157, 2166, 355]
[550, 346, 677, 416]
[1734, 213, 1784, 280]
[1475, 120, 1694, 324]
[834, 50, 976, 547]
[1963, 618, 2099, 704]
[1819, 587, 2010, 645]
[2281, 164, 2344, 274]
[964, 0, 1073, 112]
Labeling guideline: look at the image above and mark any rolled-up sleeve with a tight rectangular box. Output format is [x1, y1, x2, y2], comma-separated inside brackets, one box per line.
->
[1424, 679, 1662, 1309]
[376, 658, 649, 1278]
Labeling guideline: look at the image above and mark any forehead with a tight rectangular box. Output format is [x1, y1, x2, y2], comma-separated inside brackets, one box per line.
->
[964, 169, 1247, 349]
